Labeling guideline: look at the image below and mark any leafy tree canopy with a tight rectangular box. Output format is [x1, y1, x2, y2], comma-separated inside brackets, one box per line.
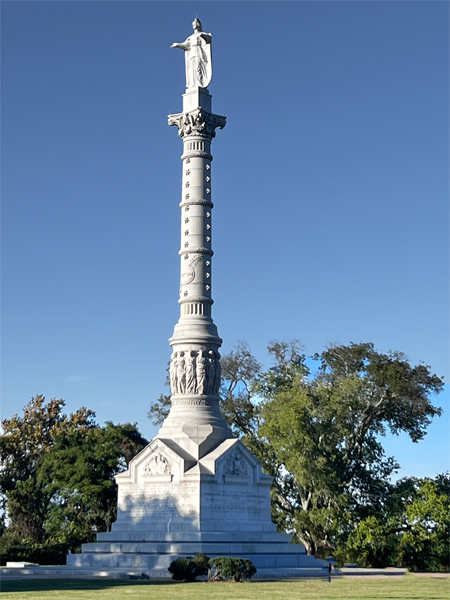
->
[0, 395, 148, 555]
[341, 473, 450, 571]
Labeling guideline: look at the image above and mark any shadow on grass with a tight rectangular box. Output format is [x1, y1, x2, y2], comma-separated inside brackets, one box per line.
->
[0, 578, 179, 593]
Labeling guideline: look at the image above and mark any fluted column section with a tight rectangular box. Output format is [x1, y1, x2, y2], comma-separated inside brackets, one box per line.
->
[158, 89, 231, 459]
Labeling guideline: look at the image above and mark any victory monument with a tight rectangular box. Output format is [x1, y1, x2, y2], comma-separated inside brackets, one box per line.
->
[67, 19, 328, 578]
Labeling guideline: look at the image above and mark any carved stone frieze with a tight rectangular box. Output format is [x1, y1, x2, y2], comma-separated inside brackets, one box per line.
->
[170, 350, 221, 396]
[224, 450, 248, 476]
[179, 199, 214, 208]
[143, 453, 172, 476]
[179, 247, 214, 257]
[181, 151, 213, 161]
[178, 295, 214, 305]
[169, 108, 226, 139]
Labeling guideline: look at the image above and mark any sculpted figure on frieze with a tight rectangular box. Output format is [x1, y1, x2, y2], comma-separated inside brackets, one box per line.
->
[206, 350, 216, 395]
[186, 351, 197, 394]
[171, 350, 218, 396]
[214, 352, 221, 394]
[169, 352, 178, 395]
[196, 351, 207, 395]
[224, 450, 248, 476]
[177, 352, 186, 394]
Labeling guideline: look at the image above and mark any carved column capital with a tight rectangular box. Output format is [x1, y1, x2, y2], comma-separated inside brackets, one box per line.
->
[168, 108, 226, 139]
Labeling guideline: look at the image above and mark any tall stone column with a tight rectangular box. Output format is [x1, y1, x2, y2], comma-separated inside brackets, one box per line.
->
[67, 21, 329, 577]
[157, 79, 231, 459]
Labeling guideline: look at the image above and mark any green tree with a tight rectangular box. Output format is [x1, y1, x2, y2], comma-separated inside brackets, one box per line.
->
[340, 514, 397, 568]
[0, 395, 96, 540]
[341, 474, 450, 570]
[397, 474, 450, 571]
[38, 421, 147, 542]
[260, 342, 443, 555]
[0, 395, 148, 558]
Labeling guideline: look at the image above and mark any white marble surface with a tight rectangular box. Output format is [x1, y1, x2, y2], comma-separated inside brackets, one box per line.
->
[113, 438, 275, 534]
[171, 19, 212, 90]
[66, 20, 329, 579]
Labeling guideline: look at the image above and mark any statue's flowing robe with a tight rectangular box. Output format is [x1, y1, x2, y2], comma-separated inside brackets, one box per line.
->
[196, 355, 206, 395]
[186, 355, 196, 394]
[184, 33, 212, 88]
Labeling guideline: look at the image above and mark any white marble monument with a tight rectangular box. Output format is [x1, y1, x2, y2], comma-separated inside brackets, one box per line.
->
[67, 19, 328, 578]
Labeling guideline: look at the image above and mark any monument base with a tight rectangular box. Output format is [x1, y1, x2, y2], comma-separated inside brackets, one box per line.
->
[67, 437, 329, 578]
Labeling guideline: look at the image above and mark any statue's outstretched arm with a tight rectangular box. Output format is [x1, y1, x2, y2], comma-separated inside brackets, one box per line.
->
[171, 42, 189, 51]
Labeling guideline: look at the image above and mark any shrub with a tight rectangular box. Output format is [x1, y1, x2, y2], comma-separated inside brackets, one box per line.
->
[0, 531, 73, 566]
[191, 552, 210, 574]
[168, 553, 210, 582]
[210, 556, 257, 582]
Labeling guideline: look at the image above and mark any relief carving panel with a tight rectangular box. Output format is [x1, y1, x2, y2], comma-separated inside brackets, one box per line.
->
[170, 350, 221, 396]
[143, 453, 172, 476]
[224, 450, 248, 476]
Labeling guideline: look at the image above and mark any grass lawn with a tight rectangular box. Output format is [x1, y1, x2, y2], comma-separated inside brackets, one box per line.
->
[0, 575, 449, 600]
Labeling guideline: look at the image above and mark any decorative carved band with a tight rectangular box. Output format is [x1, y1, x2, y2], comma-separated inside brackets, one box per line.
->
[181, 151, 213, 161]
[178, 296, 214, 305]
[171, 398, 217, 407]
[179, 248, 214, 257]
[179, 199, 214, 208]
[169, 349, 221, 396]
[168, 108, 226, 139]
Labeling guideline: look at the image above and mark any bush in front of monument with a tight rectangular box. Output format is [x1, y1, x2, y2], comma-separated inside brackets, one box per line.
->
[168, 553, 210, 581]
[210, 556, 257, 582]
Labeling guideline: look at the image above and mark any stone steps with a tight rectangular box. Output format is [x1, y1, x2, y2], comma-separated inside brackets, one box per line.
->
[254, 567, 339, 579]
[1, 567, 148, 579]
[111, 520, 278, 534]
[81, 541, 308, 555]
[68, 551, 327, 571]
[97, 531, 291, 543]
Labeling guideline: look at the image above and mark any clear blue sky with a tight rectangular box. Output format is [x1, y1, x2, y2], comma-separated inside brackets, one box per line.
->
[2, 1, 448, 481]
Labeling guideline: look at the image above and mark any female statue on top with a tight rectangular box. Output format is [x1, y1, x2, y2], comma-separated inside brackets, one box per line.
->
[171, 18, 212, 89]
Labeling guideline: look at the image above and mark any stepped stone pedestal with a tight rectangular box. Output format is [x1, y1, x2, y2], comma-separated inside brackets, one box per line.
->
[67, 437, 328, 577]
[67, 19, 329, 578]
